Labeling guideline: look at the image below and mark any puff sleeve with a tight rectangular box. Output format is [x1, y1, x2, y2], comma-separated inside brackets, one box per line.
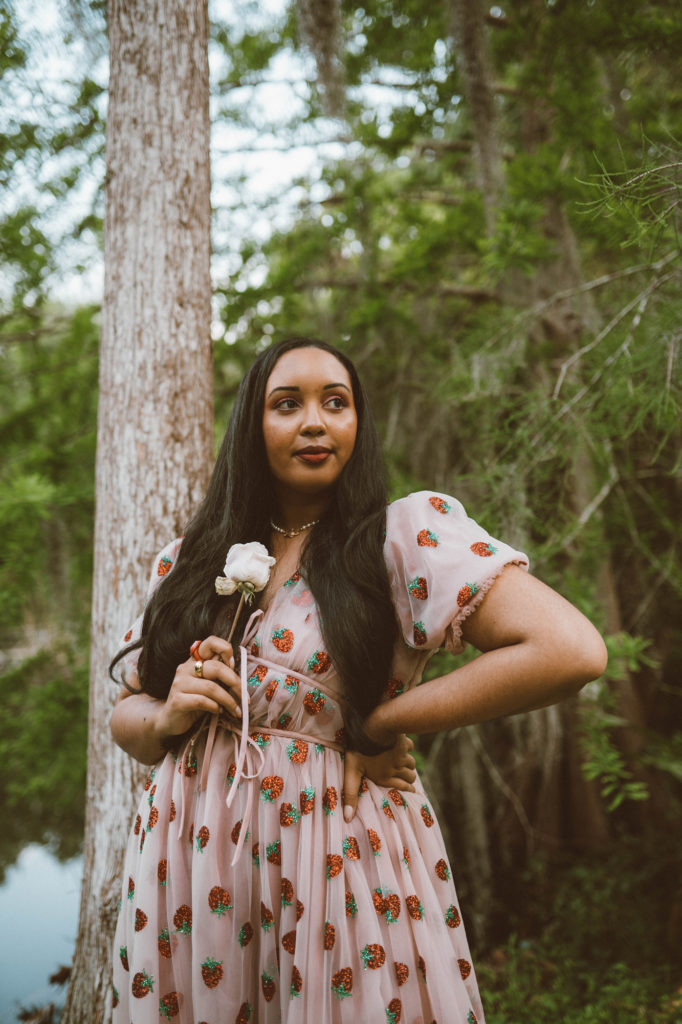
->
[117, 537, 183, 682]
[384, 491, 529, 654]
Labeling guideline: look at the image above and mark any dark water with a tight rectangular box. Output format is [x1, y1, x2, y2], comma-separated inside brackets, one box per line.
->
[0, 845, 82, 1022]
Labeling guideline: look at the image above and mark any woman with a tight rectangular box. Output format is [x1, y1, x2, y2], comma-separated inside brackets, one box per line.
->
[110, 337, 607, 1023]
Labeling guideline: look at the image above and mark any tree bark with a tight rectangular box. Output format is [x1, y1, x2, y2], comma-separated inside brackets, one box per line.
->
[62, 1, 212, 1020]
[448, 0, 505, 233]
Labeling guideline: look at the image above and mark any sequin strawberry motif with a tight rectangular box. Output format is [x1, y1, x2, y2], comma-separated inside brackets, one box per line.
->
[127, 876, 135, 900]
[468, 1011, 478, 1023]
[119, 946, 129, 971]
[307, 650, 331, 674]
[260, 903, 274, 932]
[261, 972, 276, 1002]
[272, 627, 294, 652]
[296, 898, 305, 921]
[169, 800, 176, 822]
[345, 890, 358, 917]
[157, 556, 172, 576]
[385, 677, 405, 699]
[260, 775, 284, 802]
[265, 678, 279, 702]
[459, 958, 472, 979]
[324, 921, 336, 949]
[445, 904, 462, 928]
[248, 664, 268, 687]
[157, 929, 174, 959]
[284, 675, 299, 694]
[372, 888, 401, 923]
[303, 687, 326, 714]
[360, 943, 385, 969]
[173, 904, 192, 935]
[408, 576, 428, 600]
[421, 803, 434, 827]
[282, 929, 296, 954]
[331, 967, 353, 999]
[381, 799, 395, 820]
[428, 495, 450, 514]
[132, 970, 154, 998]
[195, 825, 210, 852]
[367, 828, 382, 855]
[471, 541, 497, 557]
[394, 962, 409, 986]
[290, 966, 303, 997]
[300, 786, 315, 814]
[236, 1001, 252, 1023]
[435, 858, 451, 881]
[323, 786, 338, 815]
[327, 854, 343, 879]
[159, 991, 180, 1019]
[134, 908, 147, 932]
[406, 895, 424, 920]
[343, 836, 360, 860]
[208, 886, 232, 916]
[413, 621, 427, 646]
[417, 529, 439, 547]
[238, 922, 253, 948]
[266, 840, 281, 864]
[201, 957, 223, 988]
[286, 738, 309, 764]
[230, 820, 250, 848]
[386, 998, 402, 1024]
[388, 788, 407, 809]
[280, 877, 294, 907]
[280, 802, 301, 827]
[457, 582, 479, 607]
[124, 628, 132, 642]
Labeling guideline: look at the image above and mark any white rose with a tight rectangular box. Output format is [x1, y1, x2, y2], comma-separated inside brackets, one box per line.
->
[215, 541, 276, 598]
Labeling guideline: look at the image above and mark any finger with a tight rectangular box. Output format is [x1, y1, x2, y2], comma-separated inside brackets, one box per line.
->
[388, 776, 416, 792]
[175, 675, 243, 718]
[395, 766, 417, 783]
[197, 659, 243, 701]
[194, 636, 234, 664]
[343, 760, 363, 823]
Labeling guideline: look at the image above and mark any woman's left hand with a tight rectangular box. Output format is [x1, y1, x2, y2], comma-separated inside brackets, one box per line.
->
[342, 734, 417, 822]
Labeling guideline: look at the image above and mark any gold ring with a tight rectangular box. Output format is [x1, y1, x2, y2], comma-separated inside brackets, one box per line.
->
[194, 660, 204, 677]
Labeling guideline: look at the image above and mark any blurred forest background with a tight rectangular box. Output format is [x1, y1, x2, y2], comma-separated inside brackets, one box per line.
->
[1, 0, 681, 1021]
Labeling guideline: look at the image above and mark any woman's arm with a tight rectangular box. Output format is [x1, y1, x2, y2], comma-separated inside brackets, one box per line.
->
[363, 565, 608, 746]
[110, 636, 243, 765]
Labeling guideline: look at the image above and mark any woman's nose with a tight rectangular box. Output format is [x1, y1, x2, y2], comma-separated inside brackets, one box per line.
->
[300, 402, 325, 435]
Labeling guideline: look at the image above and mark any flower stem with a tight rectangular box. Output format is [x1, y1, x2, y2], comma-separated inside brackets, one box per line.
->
[227, 592, 247, 645]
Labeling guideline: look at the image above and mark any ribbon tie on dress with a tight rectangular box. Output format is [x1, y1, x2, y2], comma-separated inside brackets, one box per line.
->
[196, 608, 265, 865]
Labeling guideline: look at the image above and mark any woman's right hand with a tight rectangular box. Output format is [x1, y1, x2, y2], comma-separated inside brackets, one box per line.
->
[156, 635, 244, 744]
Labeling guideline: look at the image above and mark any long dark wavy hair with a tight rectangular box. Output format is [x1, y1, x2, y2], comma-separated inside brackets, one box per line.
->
[110, 337, 398, 752]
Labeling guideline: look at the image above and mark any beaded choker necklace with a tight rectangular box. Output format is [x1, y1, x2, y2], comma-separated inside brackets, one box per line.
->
[270, 518, 320, 538]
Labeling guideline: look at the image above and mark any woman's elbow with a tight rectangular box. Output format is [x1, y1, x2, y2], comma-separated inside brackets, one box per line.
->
[563, 626, 608, 692]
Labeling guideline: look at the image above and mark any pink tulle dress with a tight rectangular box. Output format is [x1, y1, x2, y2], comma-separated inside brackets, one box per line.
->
[112, 491, 528, 1024]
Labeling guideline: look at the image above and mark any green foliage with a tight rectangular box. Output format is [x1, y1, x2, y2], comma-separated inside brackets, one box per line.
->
[0, 643, 88, 880]
[481, 830, 682, 1021]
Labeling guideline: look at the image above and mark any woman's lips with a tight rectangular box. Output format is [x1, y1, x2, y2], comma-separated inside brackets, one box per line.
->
[295, 451, 331, 464]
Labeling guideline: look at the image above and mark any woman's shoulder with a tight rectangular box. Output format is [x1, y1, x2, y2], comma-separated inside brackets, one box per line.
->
[387, 489, 466, 517]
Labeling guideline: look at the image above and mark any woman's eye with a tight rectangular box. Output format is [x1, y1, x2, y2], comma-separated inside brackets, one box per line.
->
[325, 396, 346, 410]
[275, 398, 299, 411]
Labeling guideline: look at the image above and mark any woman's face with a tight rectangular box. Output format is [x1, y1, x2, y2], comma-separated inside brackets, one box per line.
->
[262, 347, 358, 501]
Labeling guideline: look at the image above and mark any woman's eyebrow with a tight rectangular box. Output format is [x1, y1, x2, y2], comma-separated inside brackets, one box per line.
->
[267, 382, 351, 398]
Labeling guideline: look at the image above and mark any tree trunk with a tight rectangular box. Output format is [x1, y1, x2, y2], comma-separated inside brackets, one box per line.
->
[62, 1, 212, 1020]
